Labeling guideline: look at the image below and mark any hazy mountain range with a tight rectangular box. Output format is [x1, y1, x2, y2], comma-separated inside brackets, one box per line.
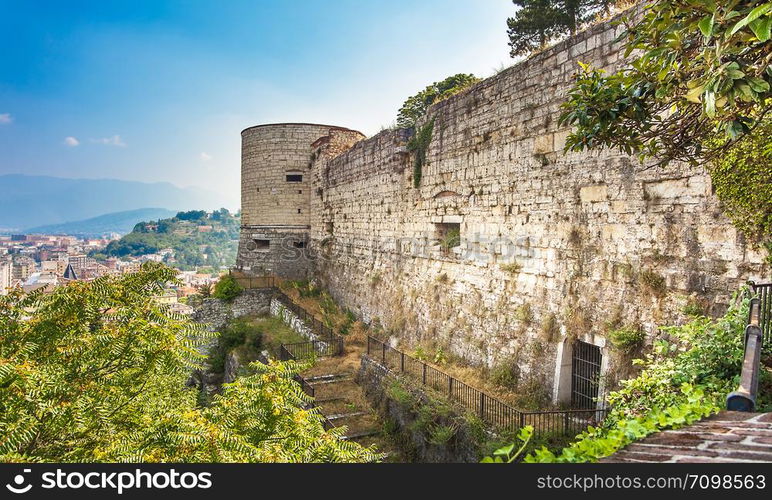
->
[0, 174, 233, 231]
[25, 208, 178, 237]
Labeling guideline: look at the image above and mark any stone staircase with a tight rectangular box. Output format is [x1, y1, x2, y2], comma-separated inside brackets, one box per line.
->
[303, 357, 401, 460]
[601, 412, 772, 463]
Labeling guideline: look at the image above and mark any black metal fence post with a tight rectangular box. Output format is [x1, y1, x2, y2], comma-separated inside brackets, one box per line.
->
[448, 377, 453, 397]
[422, 364, 427, 385]
[400, 352, 405, 372]
[480, 393, 485, 418]
[382, 342, 386, 365]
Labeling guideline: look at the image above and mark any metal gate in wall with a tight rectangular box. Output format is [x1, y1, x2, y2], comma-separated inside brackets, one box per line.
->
[571, 340, 602, 409]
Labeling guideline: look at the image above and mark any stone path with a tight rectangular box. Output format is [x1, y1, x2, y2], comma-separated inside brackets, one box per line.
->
[303, 353, 402, 460]
[602, 412, 772, 463]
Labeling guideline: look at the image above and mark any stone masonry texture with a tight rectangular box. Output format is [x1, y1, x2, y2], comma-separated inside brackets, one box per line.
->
[238, 17, 768, 401]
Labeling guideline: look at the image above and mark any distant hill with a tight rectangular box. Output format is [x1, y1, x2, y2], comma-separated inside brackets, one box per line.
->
[25, 208, 178, 237]
[97, 209, 240, 271]
[0, 174, 232, 231]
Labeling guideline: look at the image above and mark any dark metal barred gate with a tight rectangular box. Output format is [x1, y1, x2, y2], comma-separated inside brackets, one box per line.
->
[571, 340, 602, 410]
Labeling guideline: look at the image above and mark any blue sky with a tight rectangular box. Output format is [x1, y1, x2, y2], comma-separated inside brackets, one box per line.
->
[0, 1, 515, 208]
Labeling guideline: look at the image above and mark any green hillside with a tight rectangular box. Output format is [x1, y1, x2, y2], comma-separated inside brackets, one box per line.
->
[94, 209, 240, 271]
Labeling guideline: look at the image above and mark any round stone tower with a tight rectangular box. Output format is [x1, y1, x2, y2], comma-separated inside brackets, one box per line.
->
[236, 123, 363, 279]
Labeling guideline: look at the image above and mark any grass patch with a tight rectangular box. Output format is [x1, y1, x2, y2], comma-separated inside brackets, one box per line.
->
[208, 315, 309, 372]
[500, 262, 522, 274]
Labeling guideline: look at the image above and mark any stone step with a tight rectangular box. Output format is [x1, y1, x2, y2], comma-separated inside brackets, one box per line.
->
[326, 411, 368, 421]
[309, 377, 353, 386]
[341, 429, 381, 441]
[315, 396, 346, 404]
[306, 373, 351, 383]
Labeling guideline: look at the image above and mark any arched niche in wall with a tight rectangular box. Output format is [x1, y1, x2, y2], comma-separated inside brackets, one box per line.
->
[433, 190, 462, 199]
[431, 190, 464, 211]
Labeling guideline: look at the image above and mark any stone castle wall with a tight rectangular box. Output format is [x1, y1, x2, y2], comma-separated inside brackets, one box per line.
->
[240, 18, 768, 402]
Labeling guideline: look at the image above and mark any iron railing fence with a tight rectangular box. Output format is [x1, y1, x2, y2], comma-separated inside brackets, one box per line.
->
[229, 272, 279, 290]
[367, 335, 609, 437]
[273, 289, 337, 340]
[274, 288, 344, 360]
[749, 282, 771, 344]
[280, 338, 344, 361]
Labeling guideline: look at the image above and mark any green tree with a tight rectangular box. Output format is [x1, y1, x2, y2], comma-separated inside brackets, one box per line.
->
[0, 263, 380, 463]
[397, 74, 481, 128]
[176, 210, 208, 221]
[213, 273, 242, 302]
[507, 0, 614, 57]
[559, 1, 772, 164]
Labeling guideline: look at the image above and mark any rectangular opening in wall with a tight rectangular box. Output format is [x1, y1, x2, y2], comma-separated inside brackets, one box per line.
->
[293, 241, 307, 249]
[252, 239, 270, 251]
[325, 222, 334, 235]
[571, 340, 602, 409]
[286, 174, 303, 183]
[435, 223, 461, 254]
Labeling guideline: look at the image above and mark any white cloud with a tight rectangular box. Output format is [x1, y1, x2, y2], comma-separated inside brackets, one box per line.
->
[91, 135, 127, 147]
[63, 136, 80, 147]
[0, 113, 12, 125]
[200, 152, 212, 161]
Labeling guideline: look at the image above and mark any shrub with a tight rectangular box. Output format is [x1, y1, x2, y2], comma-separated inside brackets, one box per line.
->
[500, 262, 522, 274]
[609, 326, 645, 353]
[439, 228, 461, 252]
[428, 424, 457, 446]
[540, 313, 559, 343]
[682, 298, 706, 317]
[213, 273, 242, 302]
[515, 303, 533, 325]
[490, 358, 520, 389]
[639, 269, 667, 297]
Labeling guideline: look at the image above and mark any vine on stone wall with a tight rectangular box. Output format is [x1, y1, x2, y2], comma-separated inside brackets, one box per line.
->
[408, 119, 435, 188]
[706, 117, 772, 263]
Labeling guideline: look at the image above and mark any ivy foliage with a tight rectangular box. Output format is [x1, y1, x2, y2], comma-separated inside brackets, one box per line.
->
[525, 385, 719, 463]
[706, 117, 772, 254]
[407, 119, 435, 188]
[559, 0, 772, 165]
[396, 74, 480, 128]
[0, 263, 381, 463]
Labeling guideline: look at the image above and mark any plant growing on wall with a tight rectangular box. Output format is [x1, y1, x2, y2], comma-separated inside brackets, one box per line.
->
[407, 120, 435, 188]
[706, 116, 772, 258]
[397, 75, 480, 128]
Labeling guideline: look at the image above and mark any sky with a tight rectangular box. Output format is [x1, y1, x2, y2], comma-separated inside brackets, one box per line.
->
[0, 1, 515, 208]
